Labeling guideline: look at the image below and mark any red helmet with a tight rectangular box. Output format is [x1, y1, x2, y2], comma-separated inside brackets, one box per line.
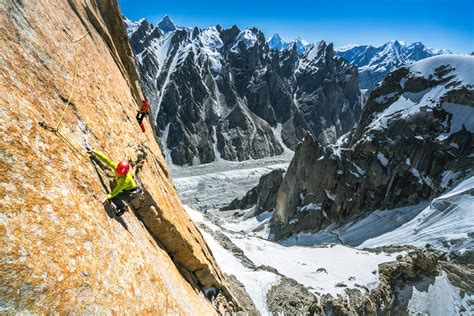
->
[116, 161, 130, 176]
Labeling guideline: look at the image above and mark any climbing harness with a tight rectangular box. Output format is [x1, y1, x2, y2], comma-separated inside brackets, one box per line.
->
[128, 186, 145, 211]
[129, 186, 144, 199]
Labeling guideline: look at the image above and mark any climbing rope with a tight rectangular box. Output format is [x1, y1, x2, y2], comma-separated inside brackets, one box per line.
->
[38, 30, 110, 181]
[53, 31, 91, 130]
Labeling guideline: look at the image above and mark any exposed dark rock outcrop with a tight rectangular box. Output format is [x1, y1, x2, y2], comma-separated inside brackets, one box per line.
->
[319, 248, 440, 315]
[270, 55, 474, 241]
[220, 169, 284, 214]
[126, 20, 361, 165]
[266, 278, 321, 315]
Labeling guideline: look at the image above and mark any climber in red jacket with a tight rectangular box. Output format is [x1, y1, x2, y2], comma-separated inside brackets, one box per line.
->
[136, 99, 150, 132]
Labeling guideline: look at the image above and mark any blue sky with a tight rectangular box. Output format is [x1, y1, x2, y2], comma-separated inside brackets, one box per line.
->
[118, 0, 474, 53]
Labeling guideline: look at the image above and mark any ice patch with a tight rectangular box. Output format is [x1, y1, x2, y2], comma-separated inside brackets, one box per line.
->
[407, 273, 470, 315]
[441, 102, 474, 136]
[361, 175, 474, 253]
[299, 203, 322, 212]
[325, 190, 336, 202]
[440, 170, 462, 189]
[272, 123, 294, 154]
[377, 152, 389, 167]
[199, 27, 224, 74]
[351, 162, 365, 176]
[410, 168, 434, 188]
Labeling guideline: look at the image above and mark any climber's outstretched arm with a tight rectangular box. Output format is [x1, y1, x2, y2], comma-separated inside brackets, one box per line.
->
[91, 150, 117, 169]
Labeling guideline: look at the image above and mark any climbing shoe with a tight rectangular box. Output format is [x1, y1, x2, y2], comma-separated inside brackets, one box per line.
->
[115, 208, 126, 217]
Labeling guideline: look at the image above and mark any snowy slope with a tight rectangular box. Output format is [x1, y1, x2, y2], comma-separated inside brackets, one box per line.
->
[366, 54, 474, 134]
[185, 206, 400, 313]
[410, 54, 474, 83]
[360, 175, 474, 252]
[405, 273, 473, 315]
[280, 174, 474, 254]
[231, 236, 398, 297]
[187, 208, 280, 314]
[173, 142, 471, 314]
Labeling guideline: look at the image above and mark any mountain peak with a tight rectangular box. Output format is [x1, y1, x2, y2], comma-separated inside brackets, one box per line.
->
[386, 40, 406, 47]
[123, 16, 146, 38]
[268, 33, 289, 51]
[292, 37, 313, 54]
[158, 15, 177, 33]
[269, 33, 284, 42]
[295, 37, 309, 45]
[267, 33, 313, 54]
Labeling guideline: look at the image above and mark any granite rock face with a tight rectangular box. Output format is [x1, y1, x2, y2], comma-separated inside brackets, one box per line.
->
[270, 55, 474, 240]
[127, 20, 361, 165]
[0, 0, 246, 313]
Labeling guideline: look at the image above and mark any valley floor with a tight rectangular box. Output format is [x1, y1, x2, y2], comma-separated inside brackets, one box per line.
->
[171, 152, 293, 211]
[170, 155, 472, 315]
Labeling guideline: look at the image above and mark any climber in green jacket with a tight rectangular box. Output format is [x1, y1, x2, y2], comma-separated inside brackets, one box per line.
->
[88, 149, 137, 216]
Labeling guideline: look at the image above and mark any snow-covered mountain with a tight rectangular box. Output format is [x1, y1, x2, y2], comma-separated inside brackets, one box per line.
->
[124, 16, 145, 37]
[270, 54, 474, 241]
[180, 55, 473, 314]
[157, 15, 177, 33]
[126, 17, 361, 166]
[335, 40, 451, 91]
[267, 33, 313, 54]
[267, 33, 288, 51]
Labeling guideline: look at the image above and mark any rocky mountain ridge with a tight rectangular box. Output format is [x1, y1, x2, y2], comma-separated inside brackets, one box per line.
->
[267, 33, 313, 54]
[126, 17, 362, 166]
[335, 40, 452, 91]
[269, 55, 473, 241]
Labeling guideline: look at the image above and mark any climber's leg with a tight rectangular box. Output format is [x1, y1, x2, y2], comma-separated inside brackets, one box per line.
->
[110, 192, 131, 216]
[136, 112, 146, 132]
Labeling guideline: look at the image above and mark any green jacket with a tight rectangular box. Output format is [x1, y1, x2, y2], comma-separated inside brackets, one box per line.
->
[92, 151, 136, 199]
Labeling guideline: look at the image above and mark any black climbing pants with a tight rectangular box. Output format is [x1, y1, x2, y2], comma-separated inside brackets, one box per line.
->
[136, 112, 147, 124]
[110, 190, 134, 210]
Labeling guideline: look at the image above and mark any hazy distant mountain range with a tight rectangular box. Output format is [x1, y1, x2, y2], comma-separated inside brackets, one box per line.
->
[335, 41, 451, 90]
